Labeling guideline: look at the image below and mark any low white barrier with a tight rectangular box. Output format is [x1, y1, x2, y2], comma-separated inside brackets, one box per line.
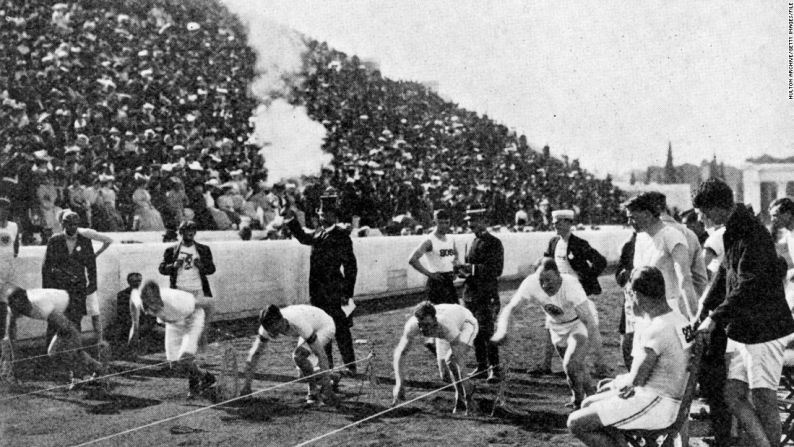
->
[12, 227, 633, 340]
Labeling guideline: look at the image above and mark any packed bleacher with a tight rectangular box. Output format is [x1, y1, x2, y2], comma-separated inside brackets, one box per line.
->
[0, 0, 625, 244]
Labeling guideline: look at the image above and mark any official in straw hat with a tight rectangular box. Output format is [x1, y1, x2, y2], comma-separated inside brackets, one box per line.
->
[534, 209, 609, 377]
[460, 208, 503, 383]
[284, 187, 359, 376]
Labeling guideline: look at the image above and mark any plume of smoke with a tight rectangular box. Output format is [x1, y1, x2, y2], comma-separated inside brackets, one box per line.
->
[221, 0, 331, 184]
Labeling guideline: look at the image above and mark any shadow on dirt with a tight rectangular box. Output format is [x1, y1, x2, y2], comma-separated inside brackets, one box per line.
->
[84, 389, 163, 415]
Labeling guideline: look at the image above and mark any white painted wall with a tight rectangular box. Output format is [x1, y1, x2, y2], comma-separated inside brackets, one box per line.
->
[11, 227, 632, 340]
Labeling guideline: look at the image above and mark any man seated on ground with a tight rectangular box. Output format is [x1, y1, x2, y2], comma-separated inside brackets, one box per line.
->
[492, 257, 599, 409]
[241, 304, 339, 405]
[128, 280, 215, 399]
[104, 272, 161, 358]
[2, 286, 106, 387]
[392, 301, 479, 414]
[567, 266, 692, 447]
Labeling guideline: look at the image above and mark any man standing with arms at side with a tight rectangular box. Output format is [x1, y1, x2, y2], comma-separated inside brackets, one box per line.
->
[159, 220, 216, 345]
[694, 178, 794, 447]
[42, 211, 105, 354]
[285, 188, 358, 376]
[459, 209, 503, 383]
[542, 209, 608, 376]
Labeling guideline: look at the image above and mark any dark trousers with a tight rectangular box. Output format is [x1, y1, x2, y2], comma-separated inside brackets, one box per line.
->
[426, 273, 458, 304]
[465, 299, 500, 371]
[313, 302, 357, 373]
[699, 326, 730, 445]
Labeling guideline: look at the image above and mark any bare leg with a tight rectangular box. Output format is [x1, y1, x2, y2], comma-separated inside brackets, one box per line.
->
[559, 333, 593, 407]
[568, 408, 628, 447]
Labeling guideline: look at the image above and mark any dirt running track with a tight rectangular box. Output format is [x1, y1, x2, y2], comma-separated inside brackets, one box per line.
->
[1, 277, 715, 446]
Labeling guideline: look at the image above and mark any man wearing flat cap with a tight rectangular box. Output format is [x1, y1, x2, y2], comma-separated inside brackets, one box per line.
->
[459, 209, 504, 382]
[537, 209, 608, 376]
[285, 188, 358, 376]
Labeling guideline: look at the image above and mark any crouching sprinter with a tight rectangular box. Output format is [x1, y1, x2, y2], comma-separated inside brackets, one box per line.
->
[241, 304, 339, 405]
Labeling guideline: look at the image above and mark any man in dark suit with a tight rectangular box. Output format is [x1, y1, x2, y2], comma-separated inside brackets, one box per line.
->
[159, 220, 216, 343]
[285, 188, 358, 375]
[42, 211, 104, 349]
[539, 209, 608, 376]
[460, 209, 503, 383]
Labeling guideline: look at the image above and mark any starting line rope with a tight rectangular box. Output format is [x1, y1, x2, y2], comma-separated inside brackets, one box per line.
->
[0, 358, 175, 402]
[292, 362, 506, 447]
[10, 343, 102, 364]
[72, 354, 375, 447]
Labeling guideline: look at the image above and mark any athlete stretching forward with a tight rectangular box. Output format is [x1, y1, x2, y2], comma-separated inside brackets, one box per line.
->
[241, 304, 339, 405]
[2, 286, 105, 386]
[129, 281, 215, 398]
[392, 301, 479, 414]
[492, 257, 599, 409]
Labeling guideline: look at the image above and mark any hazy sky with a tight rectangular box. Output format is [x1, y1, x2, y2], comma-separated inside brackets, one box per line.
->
[258, 1, 793, 177]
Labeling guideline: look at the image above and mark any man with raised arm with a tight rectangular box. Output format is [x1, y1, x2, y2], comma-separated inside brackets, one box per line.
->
[392, 301, 478, 414]
[492, 257, 599, 409]
[241, 304, 339, 405]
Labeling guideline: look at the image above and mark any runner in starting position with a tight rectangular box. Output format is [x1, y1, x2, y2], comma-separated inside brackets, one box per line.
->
[129, 280, 215, 398]
[392, 301, 479, 414]
[241, 304, 340, 405]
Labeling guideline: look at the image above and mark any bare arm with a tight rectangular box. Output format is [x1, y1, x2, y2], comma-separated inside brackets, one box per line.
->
[128, 301, 140, 344]
[408, 239, 440, 279]
[392, 324, 415, 402]
[672, 243, 697, 320]
[491, 292, 523, 344]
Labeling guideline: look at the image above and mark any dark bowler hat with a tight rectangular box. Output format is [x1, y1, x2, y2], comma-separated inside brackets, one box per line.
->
[464, 208, 487, 221]
[320, 186, 339, 212]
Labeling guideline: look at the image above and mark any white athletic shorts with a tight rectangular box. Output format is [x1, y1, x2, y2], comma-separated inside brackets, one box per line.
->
[726, 335, 787, 390]
[583, 387, 681, 430]
[164, 308, 205, 361]
[436, 318, 479, 363]
[85, 292, 100, 317]
[549, 319, 587, 348]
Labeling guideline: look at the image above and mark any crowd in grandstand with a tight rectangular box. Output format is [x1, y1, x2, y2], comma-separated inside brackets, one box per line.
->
[1, 0, 624, 245]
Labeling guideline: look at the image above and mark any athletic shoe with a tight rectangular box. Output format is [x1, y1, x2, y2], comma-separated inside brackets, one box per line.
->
[486, 369, 501, 384]
[187, 376, 201, 399]
[306, 390, 319, 404]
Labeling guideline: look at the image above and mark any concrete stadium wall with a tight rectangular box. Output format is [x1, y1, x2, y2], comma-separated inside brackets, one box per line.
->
[12, 227, 632, 341]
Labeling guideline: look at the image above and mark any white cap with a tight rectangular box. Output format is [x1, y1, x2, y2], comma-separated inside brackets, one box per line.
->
[551, 209, 575, 222]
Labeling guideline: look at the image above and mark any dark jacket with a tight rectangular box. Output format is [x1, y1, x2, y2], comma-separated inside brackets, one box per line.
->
[463, 231, 504, 305]
[42, 232, 97, 297]
[287, 218, 357, 308]
[159, 241, 216, 297]
[701, 204, 794, 344]
[544, 233, 607, 296]
[615, 232, 637, 288]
